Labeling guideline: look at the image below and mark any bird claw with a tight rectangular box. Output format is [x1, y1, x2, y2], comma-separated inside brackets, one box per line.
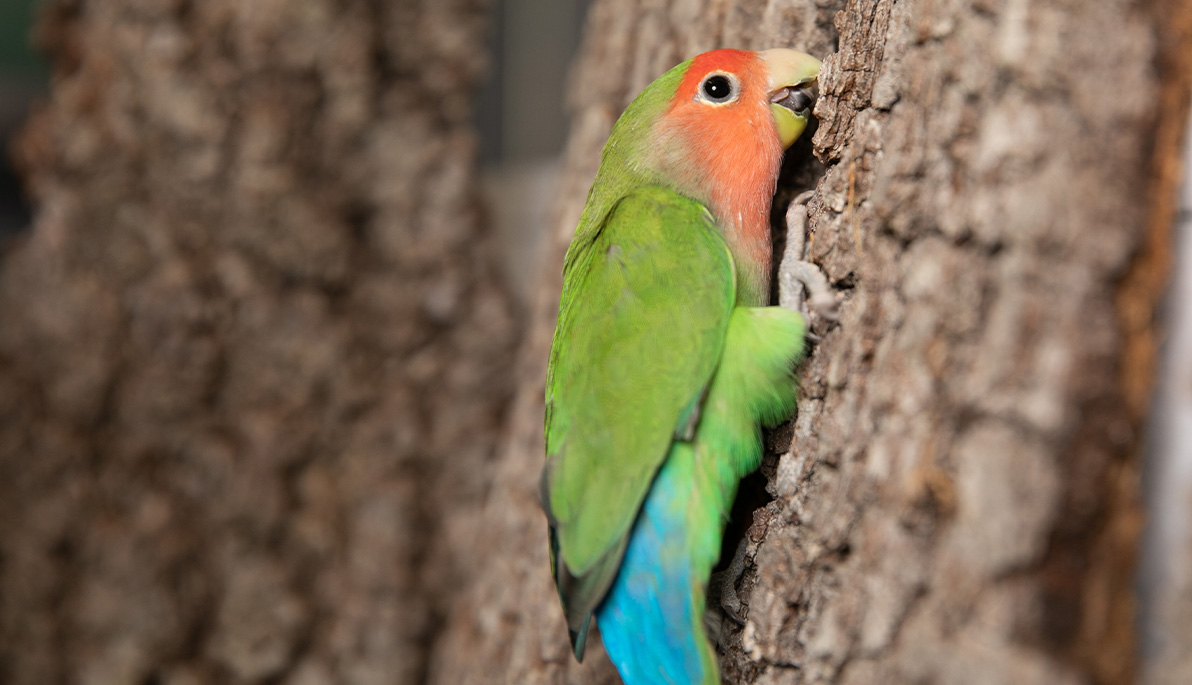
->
[708, 538, 750, 625]
[778, 192, 838, 339]
[721, 596, 746, 626]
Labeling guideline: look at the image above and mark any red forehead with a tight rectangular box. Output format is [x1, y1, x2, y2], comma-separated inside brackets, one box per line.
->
[672, 49, 765, 104]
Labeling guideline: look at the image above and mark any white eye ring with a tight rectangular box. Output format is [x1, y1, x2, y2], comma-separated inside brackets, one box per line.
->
[695, 72, 740, 105]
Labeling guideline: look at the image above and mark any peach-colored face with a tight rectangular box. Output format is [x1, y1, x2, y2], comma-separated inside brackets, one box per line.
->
[669, 49, 780, 135]
[664, 49, 783, 199]
[659, 49, 785, 271]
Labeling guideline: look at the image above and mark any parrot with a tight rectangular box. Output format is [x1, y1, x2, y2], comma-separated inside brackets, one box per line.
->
[540, 48, 829, 684]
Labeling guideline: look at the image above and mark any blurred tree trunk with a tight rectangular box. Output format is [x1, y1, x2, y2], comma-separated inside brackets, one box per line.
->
[430, 0, 1192, 684]
[0, 1, 514, 684]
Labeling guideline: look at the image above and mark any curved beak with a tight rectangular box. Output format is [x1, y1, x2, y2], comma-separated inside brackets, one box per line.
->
[760, 49, 822, 149]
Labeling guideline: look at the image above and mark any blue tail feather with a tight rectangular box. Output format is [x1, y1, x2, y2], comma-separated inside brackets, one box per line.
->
[596, 448, 718, 685]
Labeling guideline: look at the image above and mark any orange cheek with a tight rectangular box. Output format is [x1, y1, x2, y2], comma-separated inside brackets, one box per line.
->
[680, 104, 779, 201]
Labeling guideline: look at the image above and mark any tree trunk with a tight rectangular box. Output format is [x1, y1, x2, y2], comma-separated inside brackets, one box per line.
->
[430, 0, 1192, 684]
[0, 2, 514, 684]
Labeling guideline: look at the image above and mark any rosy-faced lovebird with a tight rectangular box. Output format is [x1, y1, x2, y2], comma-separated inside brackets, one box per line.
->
[541, 48, 823, 684]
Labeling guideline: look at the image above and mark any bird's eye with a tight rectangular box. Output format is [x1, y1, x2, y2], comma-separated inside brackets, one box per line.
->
[698, 73, 738, 104]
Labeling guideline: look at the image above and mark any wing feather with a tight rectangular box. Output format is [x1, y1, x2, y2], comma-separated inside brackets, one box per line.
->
[542, 185, 735, 644]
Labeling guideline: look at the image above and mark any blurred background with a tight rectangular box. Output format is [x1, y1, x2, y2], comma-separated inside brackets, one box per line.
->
[0, 0, 589, 295]
[0, 0, 43, 236]
[1143, 107, 1192, 672]
[476, 0, 592, 305]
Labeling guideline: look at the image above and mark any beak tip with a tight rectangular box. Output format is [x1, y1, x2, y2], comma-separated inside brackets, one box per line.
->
[759, 49, 821, 150]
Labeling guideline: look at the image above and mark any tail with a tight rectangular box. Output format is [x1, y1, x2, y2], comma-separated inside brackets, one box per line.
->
[595, 444, 723, 685]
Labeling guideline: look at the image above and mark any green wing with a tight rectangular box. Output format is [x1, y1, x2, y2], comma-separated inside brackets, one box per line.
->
[543, 185, 735, 645]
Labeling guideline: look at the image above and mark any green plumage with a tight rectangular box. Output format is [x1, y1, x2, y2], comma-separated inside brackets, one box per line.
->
[542, 61, 705, 642]
[544, 186, 735, 640]
[541, 50, 816, 679]
[542, 184, 807, 659]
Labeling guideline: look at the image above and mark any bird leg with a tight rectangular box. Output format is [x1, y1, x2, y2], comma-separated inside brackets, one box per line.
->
[778, 191, 838, 338]
[713, 536, 749, 625]
[705, 536, 751, 651]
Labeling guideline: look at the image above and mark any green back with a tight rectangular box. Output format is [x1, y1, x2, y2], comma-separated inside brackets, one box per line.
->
[541, 56, 710, 644]
[543, 185, 735, 631]
[544, 58, 692, 433]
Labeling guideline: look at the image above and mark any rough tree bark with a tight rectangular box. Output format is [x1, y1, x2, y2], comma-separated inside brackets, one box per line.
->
[431, 0, 1192, 684]
[0, 2, 514, 684]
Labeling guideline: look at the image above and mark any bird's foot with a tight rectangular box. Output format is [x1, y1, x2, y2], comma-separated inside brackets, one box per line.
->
[778, 191, 839, 340]
[705, 537, 750, 649]
[716, 537, 749, 625]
